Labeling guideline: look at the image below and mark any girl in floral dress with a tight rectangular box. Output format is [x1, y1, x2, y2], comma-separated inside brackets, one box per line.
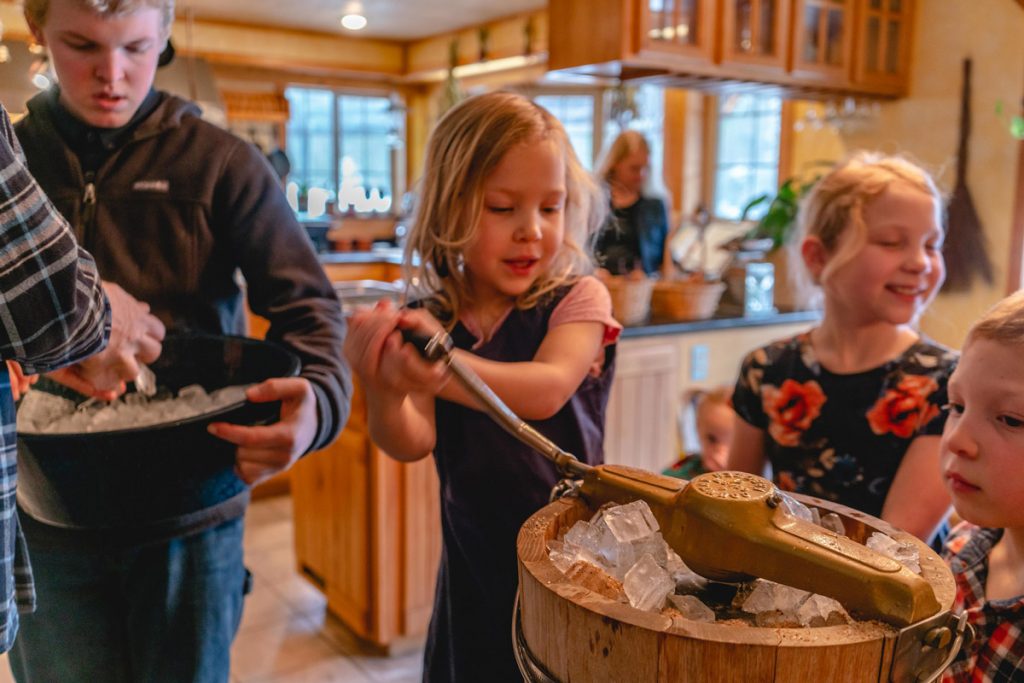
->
[727, 153, 956, 544]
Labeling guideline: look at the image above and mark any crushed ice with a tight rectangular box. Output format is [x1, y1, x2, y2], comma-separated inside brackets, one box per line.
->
[17, 383, 252, 434]
[548, 497, 929, 626]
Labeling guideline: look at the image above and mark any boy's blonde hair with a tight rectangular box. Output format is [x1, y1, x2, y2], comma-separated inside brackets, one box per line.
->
[404, 91, 605, 326]
[687, 385, 733, 424]
[25, 0, 175, 39]
[965, 290, 1024, 349]
[796, 151, 943, 285]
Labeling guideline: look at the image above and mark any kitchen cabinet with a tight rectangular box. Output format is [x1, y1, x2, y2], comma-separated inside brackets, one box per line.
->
[547, 0, 718, 78]
[637, 0, 718, 65]
[547, 0, 915, 97]
[291, 382, 442, 650]
[851, 0, 914, 95]
[789, 0, 853, 86]
[719, 0, 792, 76]
[289, 257, 441, 651]
[612, 312, 817, 469]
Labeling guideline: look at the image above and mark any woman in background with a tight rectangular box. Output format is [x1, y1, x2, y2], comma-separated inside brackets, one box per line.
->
[593, 130, 671, 276]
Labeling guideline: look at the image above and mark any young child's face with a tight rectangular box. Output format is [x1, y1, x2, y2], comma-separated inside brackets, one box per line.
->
[30, 0, 164, 128]
[463, 137, 566, 306]
[819, 180, 944, 326]
[941, 337, 1024, 529]
[697, 401, 733, 472]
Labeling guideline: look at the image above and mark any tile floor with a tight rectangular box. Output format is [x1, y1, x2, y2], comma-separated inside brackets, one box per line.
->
[0, 494, 424, 683]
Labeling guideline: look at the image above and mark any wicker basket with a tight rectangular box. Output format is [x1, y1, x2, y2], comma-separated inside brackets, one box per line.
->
[650, 279, 726, 321]
[604, 276, 654, 326]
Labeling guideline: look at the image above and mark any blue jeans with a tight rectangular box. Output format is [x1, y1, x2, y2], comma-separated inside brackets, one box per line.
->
[9, 516, 249, 683]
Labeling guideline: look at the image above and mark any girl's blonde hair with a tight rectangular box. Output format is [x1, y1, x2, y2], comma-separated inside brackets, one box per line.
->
[25, 0, 175, 39]
[796, 151, 943, 286]
[404, 91, 605, 326]
[965, 290, 1024, 349]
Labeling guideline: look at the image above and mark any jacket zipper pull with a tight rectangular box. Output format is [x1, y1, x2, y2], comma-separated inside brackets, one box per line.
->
[82, 176, 97, 230]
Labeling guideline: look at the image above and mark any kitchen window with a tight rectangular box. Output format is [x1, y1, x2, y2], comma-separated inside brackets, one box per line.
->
[603, 85, 665, 192]
[532, 93, 599, 169]
[284, 87, 398, 216]
[713, 93, 782, 220]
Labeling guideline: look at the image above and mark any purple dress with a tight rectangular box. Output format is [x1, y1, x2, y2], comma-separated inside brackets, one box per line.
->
[421, 288, 616, 682]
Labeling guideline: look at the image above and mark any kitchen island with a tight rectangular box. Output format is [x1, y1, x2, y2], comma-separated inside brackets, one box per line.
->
[288, 251, 818, 650]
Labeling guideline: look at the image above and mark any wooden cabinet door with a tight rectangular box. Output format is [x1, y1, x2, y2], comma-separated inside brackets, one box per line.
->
[636, 0, 717, 64]
[790, 0, 853, 85]
[852, 0, 914, 94]
[604, 340, 680, 472]
[720, 0, 792, 74]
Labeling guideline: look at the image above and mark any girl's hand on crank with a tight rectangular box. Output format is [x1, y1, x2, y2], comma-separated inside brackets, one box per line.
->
[343, 299, 404, 393]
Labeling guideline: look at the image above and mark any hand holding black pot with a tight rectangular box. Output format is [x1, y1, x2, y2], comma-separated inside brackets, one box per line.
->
[48, 281, 166, 400]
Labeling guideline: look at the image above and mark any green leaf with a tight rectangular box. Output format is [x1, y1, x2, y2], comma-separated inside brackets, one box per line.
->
[1012, 116, 1024, 140]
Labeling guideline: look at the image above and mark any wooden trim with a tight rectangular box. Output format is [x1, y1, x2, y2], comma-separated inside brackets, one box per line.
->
[778, 99, 795, 182]
[1008, 135, 1024, 293]
[700, 94, 718, 211]
[662, 87, 687, 215]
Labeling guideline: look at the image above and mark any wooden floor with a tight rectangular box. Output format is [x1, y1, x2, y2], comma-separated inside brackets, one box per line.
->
[0, 494, 424, 683]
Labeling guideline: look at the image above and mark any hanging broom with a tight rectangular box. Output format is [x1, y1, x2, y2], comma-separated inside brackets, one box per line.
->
[942, 58, 994, 291]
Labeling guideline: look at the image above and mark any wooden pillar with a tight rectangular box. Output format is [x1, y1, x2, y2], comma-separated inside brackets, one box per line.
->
[662, 87, 687, 216]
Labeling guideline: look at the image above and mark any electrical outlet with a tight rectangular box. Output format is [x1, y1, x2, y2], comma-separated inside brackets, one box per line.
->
[690, 344, 709, 381]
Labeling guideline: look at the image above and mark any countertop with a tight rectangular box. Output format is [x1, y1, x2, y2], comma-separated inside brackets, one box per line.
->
[317, 248, 820, 336]
[621, 308, 820, 338]
[318, 247, 404, 265]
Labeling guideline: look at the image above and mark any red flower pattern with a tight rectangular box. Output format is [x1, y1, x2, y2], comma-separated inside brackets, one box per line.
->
[866, 375, 940, 438]
[762, 379, 826, 447]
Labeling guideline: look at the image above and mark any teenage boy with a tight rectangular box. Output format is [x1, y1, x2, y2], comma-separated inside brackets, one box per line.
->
[11, 0, 351, 680]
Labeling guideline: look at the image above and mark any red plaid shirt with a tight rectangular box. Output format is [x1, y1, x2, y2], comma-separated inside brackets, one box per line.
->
[941, 523, 1024, 682]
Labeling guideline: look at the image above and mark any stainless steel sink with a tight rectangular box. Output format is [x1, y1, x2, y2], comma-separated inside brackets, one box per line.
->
[333, 280, 402, 313]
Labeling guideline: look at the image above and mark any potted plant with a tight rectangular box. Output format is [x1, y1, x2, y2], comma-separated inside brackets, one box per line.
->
[737, 175, 820, 310]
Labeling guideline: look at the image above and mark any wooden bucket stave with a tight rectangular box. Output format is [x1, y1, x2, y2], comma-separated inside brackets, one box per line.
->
[517, 495, 958, 683]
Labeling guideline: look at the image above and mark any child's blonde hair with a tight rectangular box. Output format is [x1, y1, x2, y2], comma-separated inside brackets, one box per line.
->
[965, 290, 1024, 349]
[25, 0, 175, 39]
[796, 151, 943, 286]
[404, 91, 605, 326]
[686, 385, 733, 416]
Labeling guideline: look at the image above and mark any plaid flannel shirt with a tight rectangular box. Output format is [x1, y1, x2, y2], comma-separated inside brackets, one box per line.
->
[941, 523, 1024, 682]
[0, 105, 109, 652]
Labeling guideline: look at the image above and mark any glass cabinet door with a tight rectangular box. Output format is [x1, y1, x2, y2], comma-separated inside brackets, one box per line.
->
[854, 0, 913, 91]
[720, 0, 790, 71]
[640, 0, 716, 61]
[792, 0, 851, 82]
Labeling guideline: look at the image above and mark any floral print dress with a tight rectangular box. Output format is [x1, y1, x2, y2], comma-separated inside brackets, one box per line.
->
[733, 332, 957, 517]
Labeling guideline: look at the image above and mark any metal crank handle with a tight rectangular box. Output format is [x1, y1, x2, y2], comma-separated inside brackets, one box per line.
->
[399, 329, 588, 477]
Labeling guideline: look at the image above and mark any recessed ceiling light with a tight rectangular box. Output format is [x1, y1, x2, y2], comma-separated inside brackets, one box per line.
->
[341, 13, 367, 30]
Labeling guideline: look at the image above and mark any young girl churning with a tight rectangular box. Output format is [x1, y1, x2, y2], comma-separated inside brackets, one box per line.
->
[344, 92, 620, 682]
[727, 153, 956, 543]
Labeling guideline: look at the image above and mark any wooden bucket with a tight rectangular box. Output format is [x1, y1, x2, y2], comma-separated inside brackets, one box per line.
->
[516, 495, 964, 683]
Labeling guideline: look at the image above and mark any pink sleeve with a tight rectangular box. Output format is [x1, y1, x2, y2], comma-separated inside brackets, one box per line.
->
[550, 276, 622, 346]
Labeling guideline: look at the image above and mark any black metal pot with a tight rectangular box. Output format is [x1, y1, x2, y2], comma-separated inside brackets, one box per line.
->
[16, 333, 300, 531]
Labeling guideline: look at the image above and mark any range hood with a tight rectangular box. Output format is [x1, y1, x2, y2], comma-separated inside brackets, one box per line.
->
[153, 44, 227, 127]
